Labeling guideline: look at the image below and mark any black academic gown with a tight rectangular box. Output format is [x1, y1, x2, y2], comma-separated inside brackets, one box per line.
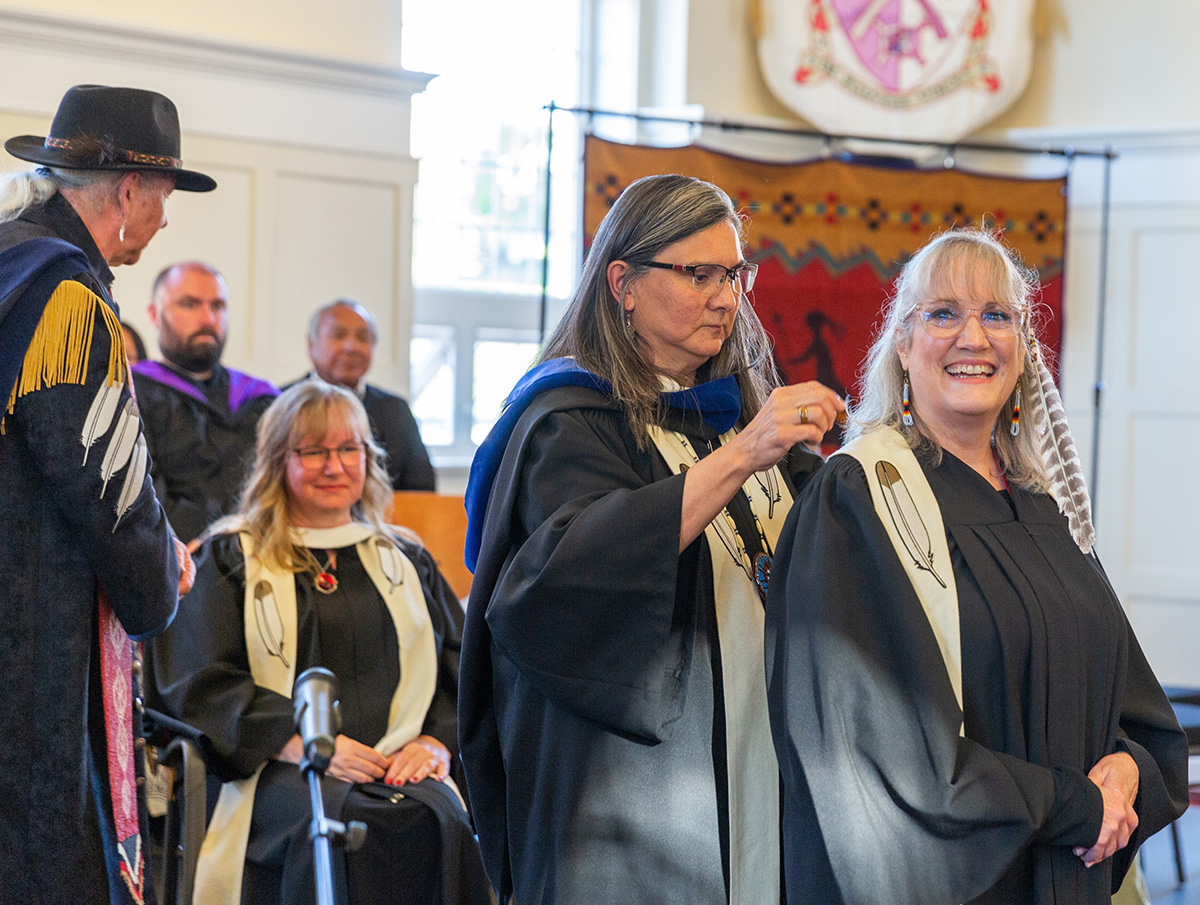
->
[764, 450, 1188, 905]
[149, 533, 489, 905]
[361, 384, 436, 491]
[459, 385, 821, 905]
[132, 362, 278, 542]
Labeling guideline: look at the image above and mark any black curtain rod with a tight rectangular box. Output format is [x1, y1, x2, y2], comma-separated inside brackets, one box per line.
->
[546, 102, 1117, 161]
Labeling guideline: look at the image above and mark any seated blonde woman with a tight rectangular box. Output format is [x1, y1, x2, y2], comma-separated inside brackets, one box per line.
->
[150, 380, 490, 905]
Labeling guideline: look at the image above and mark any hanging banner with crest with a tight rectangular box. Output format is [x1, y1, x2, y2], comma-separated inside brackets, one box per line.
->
[757, 0, 1036, 141]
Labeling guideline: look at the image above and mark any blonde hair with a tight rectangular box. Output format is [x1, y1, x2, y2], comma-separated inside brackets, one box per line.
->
[848, 227, 1051, 492]
[540, 173, 779, 444]
[207, 380, 393, 573]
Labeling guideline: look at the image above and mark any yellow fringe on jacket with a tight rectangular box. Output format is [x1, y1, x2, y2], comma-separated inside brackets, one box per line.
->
[3, 280, 126, 433]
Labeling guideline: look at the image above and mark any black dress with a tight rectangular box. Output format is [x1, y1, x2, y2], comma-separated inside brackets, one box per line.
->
[764, 449, 1188, 905]
[459, 385, 821, 904]
[150, 533, 490, 905]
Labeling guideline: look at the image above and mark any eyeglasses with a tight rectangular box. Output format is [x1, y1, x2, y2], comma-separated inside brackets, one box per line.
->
[643, 261, 758, 296]
[916, 302, 1022, 339]
[291, 443, 365, 469]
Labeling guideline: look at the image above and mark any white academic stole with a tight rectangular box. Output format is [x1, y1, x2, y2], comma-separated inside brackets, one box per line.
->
[649, 425, 791, 905]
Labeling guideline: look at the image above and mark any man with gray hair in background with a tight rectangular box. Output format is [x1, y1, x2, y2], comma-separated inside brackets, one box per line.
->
[286, 298, 435, 491]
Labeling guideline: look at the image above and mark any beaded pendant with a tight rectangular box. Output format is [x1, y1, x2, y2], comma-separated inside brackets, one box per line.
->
[754, 552, 772, 602]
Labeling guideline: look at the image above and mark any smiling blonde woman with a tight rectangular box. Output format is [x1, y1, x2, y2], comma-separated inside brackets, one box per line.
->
[765, 228, 1188, 905]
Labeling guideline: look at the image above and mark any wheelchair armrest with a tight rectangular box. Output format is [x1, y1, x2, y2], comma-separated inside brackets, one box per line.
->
[143, 706, 206, 747]
[144, 708, 207, 905]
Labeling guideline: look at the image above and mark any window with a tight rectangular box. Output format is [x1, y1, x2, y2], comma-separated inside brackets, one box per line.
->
[408, 326, 456, 447]
[404, 0, 640, 467]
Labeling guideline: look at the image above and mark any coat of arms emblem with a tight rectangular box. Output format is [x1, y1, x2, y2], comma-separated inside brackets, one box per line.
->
[758, 0, 1035, 141]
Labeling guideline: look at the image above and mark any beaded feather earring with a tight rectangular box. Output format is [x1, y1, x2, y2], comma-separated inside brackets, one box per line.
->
[901, 371, 913, 426]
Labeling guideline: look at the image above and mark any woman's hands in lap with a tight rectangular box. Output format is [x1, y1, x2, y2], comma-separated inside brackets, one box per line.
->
[384, 735, 451, 786]
[272, 733, 390, 784]
[1075, 751, 1140, 867]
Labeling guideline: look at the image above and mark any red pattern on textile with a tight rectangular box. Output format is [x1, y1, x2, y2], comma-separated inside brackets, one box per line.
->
[582, 136, 1068, 451]
[99, 592, 145, 904]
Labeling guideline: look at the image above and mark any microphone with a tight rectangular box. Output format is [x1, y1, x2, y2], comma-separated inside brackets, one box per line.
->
[293, 667, 341, 773]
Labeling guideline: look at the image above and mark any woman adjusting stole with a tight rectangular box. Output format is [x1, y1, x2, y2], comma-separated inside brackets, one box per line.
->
[459, 173, 843, 905]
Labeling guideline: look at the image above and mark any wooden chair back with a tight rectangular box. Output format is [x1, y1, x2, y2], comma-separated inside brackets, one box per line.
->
[388, 491, 472, 600]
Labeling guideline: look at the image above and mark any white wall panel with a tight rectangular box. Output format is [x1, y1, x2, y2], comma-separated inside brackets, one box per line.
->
[271, 173, 400, 381]
[1124, 598, 1200, 688]
[1094, 204, 1200, 684]
[1128, 414, 1200, 573]
[1129, 227, 1200, 395]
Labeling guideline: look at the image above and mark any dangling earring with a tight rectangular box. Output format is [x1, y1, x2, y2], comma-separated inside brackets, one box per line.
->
[118, 219, 126, 243]
[901, 371, 913, 426]
[624, 308, 635, 338]
[1009, 383, 1021, 436]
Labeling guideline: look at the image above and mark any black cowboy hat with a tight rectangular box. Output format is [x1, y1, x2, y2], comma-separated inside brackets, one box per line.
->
[5, 85, 216, 192]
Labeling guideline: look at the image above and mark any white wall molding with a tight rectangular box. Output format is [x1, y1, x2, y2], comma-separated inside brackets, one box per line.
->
[0, 6, 434, 155]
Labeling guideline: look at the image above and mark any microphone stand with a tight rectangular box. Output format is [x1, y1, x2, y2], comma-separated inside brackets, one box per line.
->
[301, 747, 366, 905]
[294, 668, 367, 905]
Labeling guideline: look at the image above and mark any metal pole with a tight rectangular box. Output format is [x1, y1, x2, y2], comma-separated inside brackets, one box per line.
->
[307, 768, 337, 905]
[548, 103, 1116, 160]
[539, 101, 556, 342]
[1089, 148, 1115, 520]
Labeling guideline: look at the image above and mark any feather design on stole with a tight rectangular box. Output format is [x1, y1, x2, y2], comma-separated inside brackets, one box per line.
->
[112, 434, 147, 531]
[253, 580, 289, 667]
[98, 398, 140, 497]
[81, 379, 124, 465]
[1028, 343, 1095, 554]
[876, 460, 948, 588]
[375, 538, 405, 592]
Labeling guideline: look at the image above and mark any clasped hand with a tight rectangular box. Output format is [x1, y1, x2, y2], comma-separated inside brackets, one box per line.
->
[1074, 751, 1139, 867]
[273, 733, 450, 787]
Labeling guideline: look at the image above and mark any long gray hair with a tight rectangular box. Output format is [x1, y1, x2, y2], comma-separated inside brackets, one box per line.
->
[0, 166, 123, 223]
[540, 173, 779, 444]
[849, 227, 1051, 492]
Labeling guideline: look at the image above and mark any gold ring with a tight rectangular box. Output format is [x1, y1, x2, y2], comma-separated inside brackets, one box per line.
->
[799, 405, 809, 425]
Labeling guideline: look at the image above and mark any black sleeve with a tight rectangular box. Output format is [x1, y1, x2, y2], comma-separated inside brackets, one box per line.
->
[1108, 616, 1190, 886]
[401, 537, 465, 759]
[764, 456, 1102, 905]
[132, 373, 212, 543]
[374, 392, 436, 491]
[781, 442, 824, 498]
[148, 534, 295, 781]
[15, 289, 178, 639]
[485, 406, 692, 743]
